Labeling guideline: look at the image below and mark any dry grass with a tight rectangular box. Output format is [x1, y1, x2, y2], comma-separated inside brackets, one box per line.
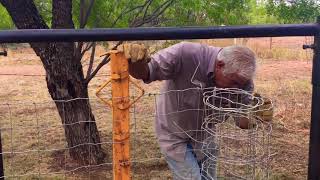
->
[255, 60, 311, 179]
[0, 37, 314, 179]
[199, 37, 313, 62]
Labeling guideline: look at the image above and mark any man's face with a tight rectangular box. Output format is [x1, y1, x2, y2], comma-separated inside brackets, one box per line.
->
[214, 61, 248, 88]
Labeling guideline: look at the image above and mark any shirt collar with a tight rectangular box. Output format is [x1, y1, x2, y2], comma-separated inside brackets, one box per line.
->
[207, 47, 223, 78]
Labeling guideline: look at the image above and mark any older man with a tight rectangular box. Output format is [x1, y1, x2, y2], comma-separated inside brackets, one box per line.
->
[119, 42, 256, 179]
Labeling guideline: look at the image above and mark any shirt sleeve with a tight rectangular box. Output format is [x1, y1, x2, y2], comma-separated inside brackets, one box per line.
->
[143, 42, 184, 83]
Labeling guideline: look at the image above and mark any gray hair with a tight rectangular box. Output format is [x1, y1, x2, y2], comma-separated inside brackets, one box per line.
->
[217, 45, 256, 80]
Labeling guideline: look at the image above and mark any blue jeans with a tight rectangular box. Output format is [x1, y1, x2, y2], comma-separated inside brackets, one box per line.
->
[165, 144, 216, 180]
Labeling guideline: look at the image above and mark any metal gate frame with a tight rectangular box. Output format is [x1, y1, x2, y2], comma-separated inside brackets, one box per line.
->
[0, 17, 319, 180]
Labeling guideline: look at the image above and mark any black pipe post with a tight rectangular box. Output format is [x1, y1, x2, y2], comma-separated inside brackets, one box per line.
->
[0, 130, 4, 180]
[308, 16, 320, 180]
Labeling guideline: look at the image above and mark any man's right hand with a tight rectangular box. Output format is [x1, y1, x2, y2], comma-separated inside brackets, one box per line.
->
[117, 43, 150, 80]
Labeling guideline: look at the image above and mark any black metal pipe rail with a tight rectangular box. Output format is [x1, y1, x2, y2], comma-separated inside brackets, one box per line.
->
[0, 24, 319, 43]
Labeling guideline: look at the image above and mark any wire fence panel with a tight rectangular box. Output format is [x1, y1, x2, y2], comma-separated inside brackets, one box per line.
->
[0, 94, 165, 179]
[0, 87, 273, 179]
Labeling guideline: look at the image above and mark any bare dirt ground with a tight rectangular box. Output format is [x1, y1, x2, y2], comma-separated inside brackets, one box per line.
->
[0, 37, 313, 179]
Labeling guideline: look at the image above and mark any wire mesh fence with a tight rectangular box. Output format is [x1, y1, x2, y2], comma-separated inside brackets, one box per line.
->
[0, 86, 273, 179]
[0, 94, 164, 179]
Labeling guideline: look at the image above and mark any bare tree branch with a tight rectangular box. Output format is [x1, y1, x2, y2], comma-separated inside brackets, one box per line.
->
[85, 56, 110, 84]
[105, 0, 122, 22]
[95, 0, 121, 28]
[86, 42, 96, 79]
[131, 0, 174, 27]
[75, 0, 86, 60]
[142, 0, 154, 21]
[85, 0, 175, 83]
[81, 0, 127, 76]
[143, 0, 174, 24]
[83, 0, 95, 26]
[85, 41, 123, 84]
[145, 1, 172, 25]
[76, 43, 84, 60]
[130, 0, 152, 24]
[76, 0, 95, 61]
[81, 42, 94, 57]
[110, 2, 149, 28]
[80, 0, 85, 27]
[80, 0, 95, 28]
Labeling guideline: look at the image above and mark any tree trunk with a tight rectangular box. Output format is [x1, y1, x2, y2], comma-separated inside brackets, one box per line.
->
[0, 0, 106, 165]
[46, 41, 106, 165]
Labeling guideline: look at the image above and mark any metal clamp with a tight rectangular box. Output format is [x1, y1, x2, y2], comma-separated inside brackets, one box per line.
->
[303, 44, 315, 50]
[0, 50, 7, 56]
[96, 77, 144, 110]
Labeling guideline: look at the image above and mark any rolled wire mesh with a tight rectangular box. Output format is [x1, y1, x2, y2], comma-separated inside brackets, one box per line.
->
[201, 88, 272, 180]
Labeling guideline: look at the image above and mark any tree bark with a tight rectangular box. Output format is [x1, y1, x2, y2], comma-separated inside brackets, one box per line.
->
[0, 0, 106, 165]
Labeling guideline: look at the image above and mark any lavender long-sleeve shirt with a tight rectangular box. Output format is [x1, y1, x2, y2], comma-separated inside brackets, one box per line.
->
[146, 42, 253, 162]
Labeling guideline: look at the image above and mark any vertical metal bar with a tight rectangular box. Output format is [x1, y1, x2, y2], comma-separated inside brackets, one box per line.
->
[110, 52, 131, 180]
[0, 129, 4, 180]
[308, 16, 320, 180]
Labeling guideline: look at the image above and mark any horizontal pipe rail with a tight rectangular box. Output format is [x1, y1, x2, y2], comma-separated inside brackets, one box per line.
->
[0, 24, 319, 43]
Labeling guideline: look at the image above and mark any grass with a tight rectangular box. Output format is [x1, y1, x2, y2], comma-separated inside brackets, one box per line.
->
[0, 37, 314, 179]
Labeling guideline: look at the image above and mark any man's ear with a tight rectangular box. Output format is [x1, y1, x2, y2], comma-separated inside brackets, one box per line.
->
[215, 60, 225, 71]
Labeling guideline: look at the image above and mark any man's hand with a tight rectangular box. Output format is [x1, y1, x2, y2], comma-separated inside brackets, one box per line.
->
[117, 43, 151, 80]
[117, 43, 150, 63]
[234, 93, 273, 129]
[235, 117, 256, 129]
